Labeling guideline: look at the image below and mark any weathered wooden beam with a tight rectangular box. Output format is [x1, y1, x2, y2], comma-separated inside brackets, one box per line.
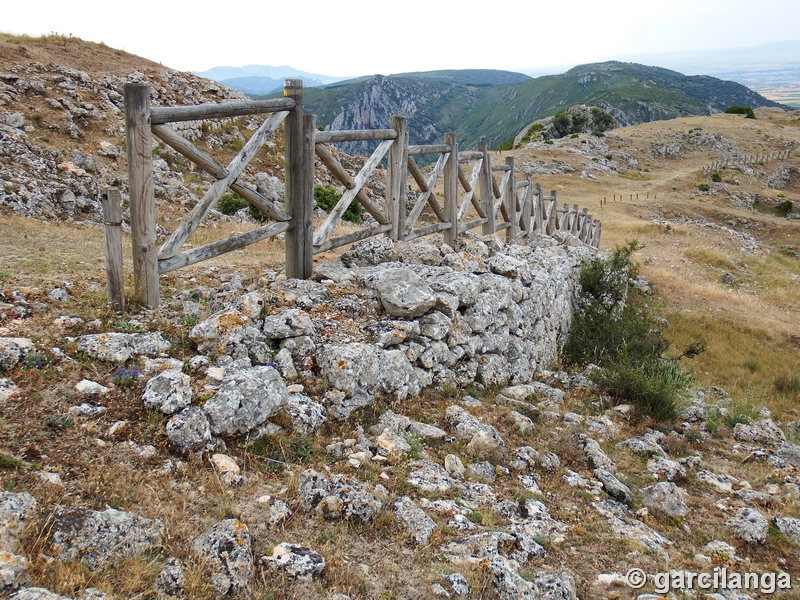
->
[478, 141, 494, 235]
[458, 217, 489, 235]
[124, 83, 159, 308]
[314, 143, 388, 224]
[504, 156, 516, 242]
[534, 183, 543, 234]
[313, 138, 393, 247]
[457, 159, 484, 223]
[314, 129, 397, 144]
[457, 151, 483, 162]
[492, 164, 512, 171]
[404, 153, 448, 235]
[158, 110, 288, 259]
[100, 187, 125, 312]
[152, 123, 291, 222]
[405, 221, 453, 242]
[158, 221, 291, 274]
[150, 98, 295, 124]
[443, 133, 458, 247]
[591, 220, 602, 248]
[408, 144, 451, 155]
[313, 223, 392, 254]
[387, 115, 408, 240]
[457, 165, 472, 193]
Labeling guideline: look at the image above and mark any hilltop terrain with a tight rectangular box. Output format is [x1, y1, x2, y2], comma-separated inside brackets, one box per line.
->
[1, 34, 800, 600]
[271, 62, 785, 155]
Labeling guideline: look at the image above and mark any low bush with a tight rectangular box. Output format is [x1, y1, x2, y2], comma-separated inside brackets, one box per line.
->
[314, 185, 362, 223]
[725, 105, 756, 119]
[711, 172, 722, 183]
[217, 191, 269, 222]
[698, 183, 710, 192]
[562, 241, 703, 422]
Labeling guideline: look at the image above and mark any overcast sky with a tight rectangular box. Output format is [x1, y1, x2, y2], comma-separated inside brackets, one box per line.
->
[4, 0, 799, 76]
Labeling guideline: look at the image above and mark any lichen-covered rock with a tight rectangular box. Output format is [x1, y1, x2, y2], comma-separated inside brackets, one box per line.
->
[203, 366, 288, 435]
[262, 542, 326, 581]
[442, 531, 516, 563]
[166, 406, 213, 454]
[49, 507, 163, 569]
[0, 378, 19, 402]
[594, 500, 672, 560]
[444, 454, 466, 480]
[193, 519, 253, 597]
[0, 338, 33, 367]
[445, 405, 506, 449]
[341, 237, 398, 267]
[317, 343, 427, 420]
[641, 482, 689, 518]
[75, 332, 170, 362]
[297, 469, 382, 524]
[646, 456, 687, 481]
[408, 460, 457, 494]
[0, 550, 29, 596]
[444, 572, 470, 597]
[594, 468, 634, 506]
[727, 507, 768, 545]
[490, 561, 578, 600]
[732, 419, 786, 447]
[0, 492, 38, 553]
[772, 516, 800, 544]
[262, 309, 316, 339]
[142, 368, 192, 414]
[394, 497, 437, 545]
[364, 268, 437, 318]
[577, 434, 616, 472]
[8, 588, 73, 600]
[285, 393, 325, 434]
[189, 308, 252, 352]
[154, 557, 186, 596]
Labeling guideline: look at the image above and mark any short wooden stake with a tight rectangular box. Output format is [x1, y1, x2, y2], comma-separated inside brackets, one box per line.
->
[101, 187, 125, 312]
[443, 132, 458, 247]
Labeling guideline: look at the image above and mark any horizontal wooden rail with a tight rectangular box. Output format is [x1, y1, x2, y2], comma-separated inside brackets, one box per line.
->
[409, 144, 451, 155]
[150, 98, 295, 124]
[315, 129, 397, 144]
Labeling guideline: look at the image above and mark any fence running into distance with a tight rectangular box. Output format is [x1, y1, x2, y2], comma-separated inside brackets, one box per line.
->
[702, 149, 791, 175]
[120, 80, 601, 308]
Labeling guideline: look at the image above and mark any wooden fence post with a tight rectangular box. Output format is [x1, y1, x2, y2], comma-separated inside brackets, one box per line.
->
[388, 115, 408, 241]
[124, 83, 159, 308]
[545, 190, 557, 235]
[284, 79, 312, 279]
[522, 174, 533, 239]
[534, 183, 543, 235]
[100, 187, 125, 312]
[443, 132, 458, 247]
[478, 141, 494, 235]
[505, 156, 516, 241]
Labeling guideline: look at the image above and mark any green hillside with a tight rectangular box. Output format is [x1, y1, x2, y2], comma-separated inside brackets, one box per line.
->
[262, 62, 785, 151]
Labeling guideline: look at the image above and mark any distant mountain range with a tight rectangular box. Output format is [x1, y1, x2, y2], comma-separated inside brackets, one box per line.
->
[252, 62, 782, 153]
[192, 65, 351, 95]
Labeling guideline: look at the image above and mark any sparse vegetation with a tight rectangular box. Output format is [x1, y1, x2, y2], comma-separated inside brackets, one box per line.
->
[562, 242, 703, 422]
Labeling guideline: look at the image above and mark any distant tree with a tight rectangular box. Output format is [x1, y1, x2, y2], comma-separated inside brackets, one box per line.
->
[725, 105, 756, 119]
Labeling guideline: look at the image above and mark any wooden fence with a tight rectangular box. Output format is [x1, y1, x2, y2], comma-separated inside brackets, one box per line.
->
[702, 149, 791, 174]
[120, 80, 601, 308]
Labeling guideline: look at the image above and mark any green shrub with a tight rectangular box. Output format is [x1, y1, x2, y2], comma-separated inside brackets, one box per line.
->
[217, 191, 269, 222]
[314, 185, 362, 223]
[711, 172, 722, 183]
[724, 105, 756, 119]
[562, 241, 703, 422]
[698, 184, 710, 192]
[777, 199, 794, 215]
